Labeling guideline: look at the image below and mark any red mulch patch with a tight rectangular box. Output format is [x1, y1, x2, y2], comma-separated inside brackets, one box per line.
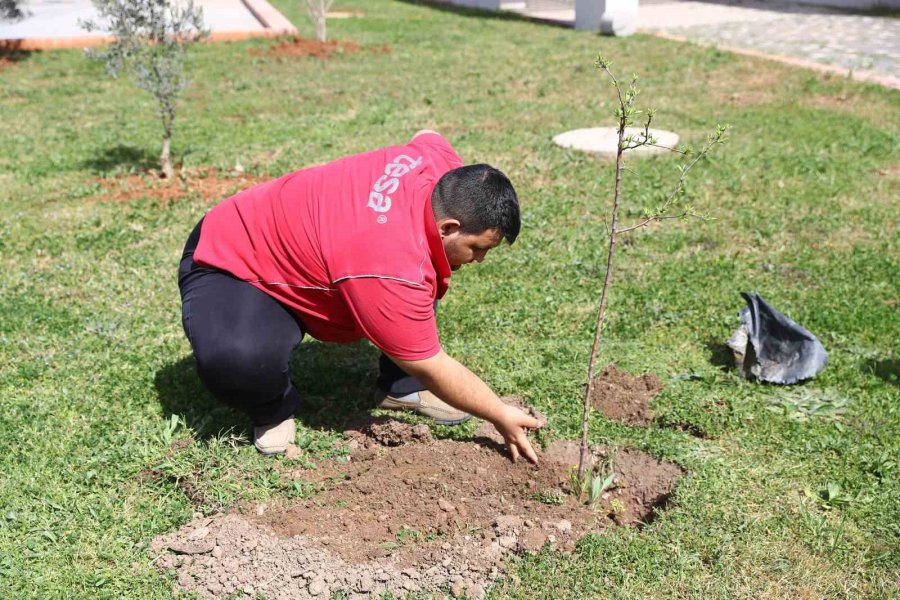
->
[0, 41, 32, 72]
[251, 36, 390, 60]
[96, 168, 266, 203]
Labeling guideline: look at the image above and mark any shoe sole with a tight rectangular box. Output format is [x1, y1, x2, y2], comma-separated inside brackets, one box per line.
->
[254, 443, 288, 456]
[378, 397, 472, 426]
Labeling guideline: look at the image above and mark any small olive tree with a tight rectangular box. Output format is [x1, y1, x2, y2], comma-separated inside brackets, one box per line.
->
[577, 55, 728, 482]
[304, 0, 333, 42]
[1, 0, 24, 21]
[82, 0, 208, 179]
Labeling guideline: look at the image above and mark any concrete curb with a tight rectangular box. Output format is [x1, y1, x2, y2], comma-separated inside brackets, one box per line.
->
[240, 0, 297, 35]
[647, 30, 900, 91]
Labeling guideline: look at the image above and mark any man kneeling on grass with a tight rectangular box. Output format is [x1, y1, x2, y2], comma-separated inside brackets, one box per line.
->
[177, 130, 542, 462]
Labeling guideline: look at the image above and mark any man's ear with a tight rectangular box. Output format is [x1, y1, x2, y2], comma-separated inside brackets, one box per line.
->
[437, 218, 461, 239]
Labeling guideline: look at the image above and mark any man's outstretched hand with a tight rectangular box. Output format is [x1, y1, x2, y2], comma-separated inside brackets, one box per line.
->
[492, 403, 544, 464]
[391, 351, 545, 464]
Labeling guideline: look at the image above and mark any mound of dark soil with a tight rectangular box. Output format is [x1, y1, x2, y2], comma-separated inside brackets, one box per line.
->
[151, 400, 682, 598]
[344, 416, 433, 447]
[589, 364, 663, 426]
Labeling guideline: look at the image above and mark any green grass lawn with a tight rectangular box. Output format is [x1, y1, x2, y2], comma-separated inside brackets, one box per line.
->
[1, 0, 898, 597]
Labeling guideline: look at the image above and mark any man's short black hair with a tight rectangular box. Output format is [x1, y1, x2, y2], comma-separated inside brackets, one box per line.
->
[431, 164, 520, 244]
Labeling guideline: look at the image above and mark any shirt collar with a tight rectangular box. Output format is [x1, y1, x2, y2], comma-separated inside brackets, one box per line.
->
[424, 200, 451, 298]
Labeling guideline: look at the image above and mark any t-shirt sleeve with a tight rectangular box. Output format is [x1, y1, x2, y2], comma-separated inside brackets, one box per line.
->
[337, 277, 441, 361]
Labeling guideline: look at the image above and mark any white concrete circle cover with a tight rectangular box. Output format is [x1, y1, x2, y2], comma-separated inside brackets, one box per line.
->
[553, 127, 680, 158]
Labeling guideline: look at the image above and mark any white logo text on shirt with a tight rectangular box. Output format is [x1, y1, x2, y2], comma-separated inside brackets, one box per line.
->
[366, 154, 423, 214]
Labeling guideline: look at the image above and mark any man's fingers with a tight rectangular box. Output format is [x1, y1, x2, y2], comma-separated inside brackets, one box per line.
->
[505, 434, 539, 465]
[522, 415, 543, 430]
[518, 435, 539, 465]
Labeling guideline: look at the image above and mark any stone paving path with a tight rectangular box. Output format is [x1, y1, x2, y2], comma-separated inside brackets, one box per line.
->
[504, 0, 900, 88]
[641, 1, 900, 83]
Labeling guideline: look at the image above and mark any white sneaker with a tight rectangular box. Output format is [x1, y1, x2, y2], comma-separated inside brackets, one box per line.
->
[253, 418, 296, 455]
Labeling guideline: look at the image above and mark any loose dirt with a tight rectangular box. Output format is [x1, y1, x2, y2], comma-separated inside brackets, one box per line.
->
[0, 42, 31, 72]
[0, 56, 18, 72]
[252, 37, 390, 60]
[589, 364, 663, 427]
[151, 399, 682, 598]
[98, 168, 265, 203]
[875, 164, 900, 178]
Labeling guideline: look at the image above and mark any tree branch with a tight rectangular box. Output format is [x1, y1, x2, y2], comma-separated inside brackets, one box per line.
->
[614, 213, 684, 234]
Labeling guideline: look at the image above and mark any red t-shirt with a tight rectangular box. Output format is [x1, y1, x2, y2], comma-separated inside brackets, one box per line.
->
[193, 132, 461, 360]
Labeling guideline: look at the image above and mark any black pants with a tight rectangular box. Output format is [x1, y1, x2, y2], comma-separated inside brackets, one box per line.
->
[178, 220, 424, 426]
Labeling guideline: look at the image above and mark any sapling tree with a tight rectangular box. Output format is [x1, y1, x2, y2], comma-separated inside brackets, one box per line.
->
[1, 0, 24, 21]
[304, 0, 334, 42]
[81, 0, 209, 179]
[577, 55, 728, 482]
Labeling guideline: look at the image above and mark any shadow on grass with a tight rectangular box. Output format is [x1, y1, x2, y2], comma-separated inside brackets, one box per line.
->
[865, 357, 899, 386]
[154, 340, 383, 440]
[154, 356, 251, 440]
[81, 144, 158, 175]
[706, 339, 735, 371]
[289, 340, 383, 429]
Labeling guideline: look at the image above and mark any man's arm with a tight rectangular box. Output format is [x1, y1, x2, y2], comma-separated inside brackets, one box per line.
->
[392, 350, 543, 464]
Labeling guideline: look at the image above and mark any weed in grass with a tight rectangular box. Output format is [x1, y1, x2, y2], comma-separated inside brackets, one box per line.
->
[155, 413, 184, 447]
[861, 450, 895, 482]
[288, 480, 321, 499]
[808, 481, 855, 509]
[797, 498, 852, 561]
[766, 388, 850, 422]
[530, 490, 564, 506]
[395, 526, 424, 546]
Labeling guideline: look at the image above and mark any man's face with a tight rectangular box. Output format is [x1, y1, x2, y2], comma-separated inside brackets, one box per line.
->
[438, 220, 503, 271]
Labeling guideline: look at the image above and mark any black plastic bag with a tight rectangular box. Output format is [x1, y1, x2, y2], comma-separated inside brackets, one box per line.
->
[726, 292, 828, 384]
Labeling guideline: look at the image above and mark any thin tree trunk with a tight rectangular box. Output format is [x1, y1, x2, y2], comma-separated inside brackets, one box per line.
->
[577, 113, 627, 481]
[315, 15, 326, 42]
[160, 134, 173, 180]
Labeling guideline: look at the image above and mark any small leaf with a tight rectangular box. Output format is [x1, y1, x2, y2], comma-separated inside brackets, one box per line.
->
[600, 472, 615, 493]
[44, 499, 64, 512]
[590, 471, 616, 504]
[591, 475, 603, 502]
